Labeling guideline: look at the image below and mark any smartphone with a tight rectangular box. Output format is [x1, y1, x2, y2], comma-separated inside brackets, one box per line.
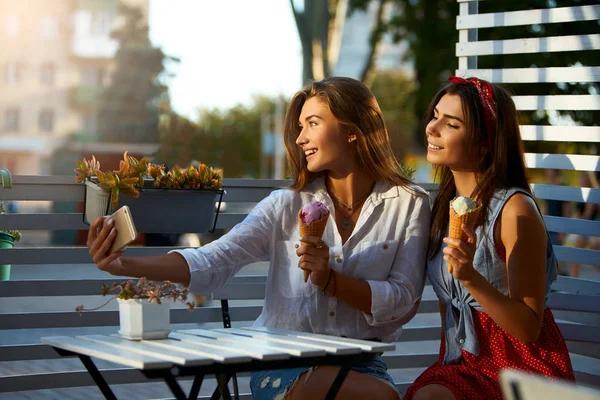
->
[106, 205, 137, 254]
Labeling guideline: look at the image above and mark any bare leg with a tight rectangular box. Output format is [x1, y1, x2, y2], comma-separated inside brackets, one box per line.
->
[412, 384, 456, 400]
[286, 366, 399, 400]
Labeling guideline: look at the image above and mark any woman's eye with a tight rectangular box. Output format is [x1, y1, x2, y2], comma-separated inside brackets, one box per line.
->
[447, 124, 459, 129]
[432, 116, 438, 121]
[309, 121, 317, 127]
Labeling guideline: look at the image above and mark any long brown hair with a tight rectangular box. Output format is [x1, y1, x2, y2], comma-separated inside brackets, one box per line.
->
[284, 77, 412, 191]
[427, 79, 530, 258]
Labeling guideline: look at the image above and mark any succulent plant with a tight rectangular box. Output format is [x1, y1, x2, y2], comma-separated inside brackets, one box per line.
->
[0, 200, 21, 242]
[76, 277, 195, 314]
[75, 151, 222, 209]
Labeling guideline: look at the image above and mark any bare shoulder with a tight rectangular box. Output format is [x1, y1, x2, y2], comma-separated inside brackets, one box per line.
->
[500, 192, 545, 238]
[502, 192, 540, 220]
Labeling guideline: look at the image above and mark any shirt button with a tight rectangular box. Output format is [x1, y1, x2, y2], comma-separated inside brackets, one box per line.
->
[294, 244, 299, 249]
[335, 257, 342, 263]
[459, 338, 465, 345]
[383, 244, 388, 249]
[329, 311, 335, 317]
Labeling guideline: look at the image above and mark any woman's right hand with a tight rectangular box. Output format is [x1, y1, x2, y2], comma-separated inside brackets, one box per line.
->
[86, 216, 125, 275]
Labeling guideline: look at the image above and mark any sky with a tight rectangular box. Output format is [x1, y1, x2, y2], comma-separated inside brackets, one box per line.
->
[148, 0, 303, 119]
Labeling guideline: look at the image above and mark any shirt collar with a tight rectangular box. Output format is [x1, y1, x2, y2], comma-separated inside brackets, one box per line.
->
[305, 176, 400, 206]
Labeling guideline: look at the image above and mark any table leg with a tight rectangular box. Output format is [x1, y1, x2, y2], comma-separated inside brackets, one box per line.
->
[77, 354, 117, 400]
[163, 372, 188, 400]
[216, 373, 232, 400]
[324, 364, 352, 400]
[188, 374, 205, 400]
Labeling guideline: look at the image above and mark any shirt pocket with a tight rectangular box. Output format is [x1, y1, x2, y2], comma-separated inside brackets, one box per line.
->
[354, 239, 399, 281]
[273, 240, 319, 298]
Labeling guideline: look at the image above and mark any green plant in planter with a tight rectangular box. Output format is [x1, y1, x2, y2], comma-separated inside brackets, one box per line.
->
[0, 200, 21, 281]
[75, 151, 223, 210]
[0, 200, 21, 242]
[75, 277, 195, 314]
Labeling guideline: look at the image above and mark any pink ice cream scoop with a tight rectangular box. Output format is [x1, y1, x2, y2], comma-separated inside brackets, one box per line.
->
[300, 201, 329, 224]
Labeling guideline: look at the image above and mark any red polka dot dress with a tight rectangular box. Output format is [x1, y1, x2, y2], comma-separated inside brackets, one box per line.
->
[403, 306, 575, 400]
[404, 188, 575, 400]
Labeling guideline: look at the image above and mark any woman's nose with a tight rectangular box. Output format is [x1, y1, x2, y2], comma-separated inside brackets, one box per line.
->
[426, 122, 440, 137]
[296, 128, 307, 146]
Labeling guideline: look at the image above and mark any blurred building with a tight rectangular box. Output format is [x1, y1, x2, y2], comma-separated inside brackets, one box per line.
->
[334, 1, 413, 79]
[0, 0, 149, 176]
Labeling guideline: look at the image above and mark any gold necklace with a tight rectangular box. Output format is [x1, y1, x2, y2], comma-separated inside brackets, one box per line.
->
[333, 200, 365, 230]
[329, 191, 369, 211]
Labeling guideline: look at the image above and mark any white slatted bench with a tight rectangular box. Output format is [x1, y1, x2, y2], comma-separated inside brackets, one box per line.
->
[1, 175, 599, 399]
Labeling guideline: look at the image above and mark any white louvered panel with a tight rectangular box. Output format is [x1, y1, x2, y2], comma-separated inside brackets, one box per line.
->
[457, 6, 600, 29]
[520, 126, 600, 143]
[456, 34, 600, 56]
[513, 95, 600, 111]
[525, 154, 600, 172]
[532, 184, 600, 204]
[454, 67, 600, 84]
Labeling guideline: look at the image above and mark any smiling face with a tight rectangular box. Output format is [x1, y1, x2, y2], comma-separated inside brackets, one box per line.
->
[425, 93, 475, 172]
[295, 97, 356, 176]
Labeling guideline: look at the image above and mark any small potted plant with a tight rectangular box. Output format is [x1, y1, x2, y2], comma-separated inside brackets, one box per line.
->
[76, 278, 195, 340]
[75, 152, 225, 233]
[0, 199, 21, 281]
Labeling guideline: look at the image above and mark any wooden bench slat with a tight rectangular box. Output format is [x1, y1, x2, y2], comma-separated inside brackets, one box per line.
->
[0, 305, 262, 329]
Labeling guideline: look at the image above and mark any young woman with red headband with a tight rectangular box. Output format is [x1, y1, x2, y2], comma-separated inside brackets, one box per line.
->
[404, 77, 575, 400]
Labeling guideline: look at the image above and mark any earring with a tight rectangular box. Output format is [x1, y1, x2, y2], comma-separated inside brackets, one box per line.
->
[348, 135, 356, 143]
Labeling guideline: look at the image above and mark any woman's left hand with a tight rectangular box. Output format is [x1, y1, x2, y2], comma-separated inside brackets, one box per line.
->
[443, 224, 478, 282]
[296, 236, 330, 288]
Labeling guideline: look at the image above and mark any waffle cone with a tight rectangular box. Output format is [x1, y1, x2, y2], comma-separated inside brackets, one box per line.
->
[448, 198, 481, 273]
[298, 212, 329, 282]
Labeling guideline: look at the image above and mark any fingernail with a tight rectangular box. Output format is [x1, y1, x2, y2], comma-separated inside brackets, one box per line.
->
[110, 228, 116, 235]
[107, 219, 114, 226]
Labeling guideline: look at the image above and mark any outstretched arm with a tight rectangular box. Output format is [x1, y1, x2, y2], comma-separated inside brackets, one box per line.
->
[87, 216, 191, 285]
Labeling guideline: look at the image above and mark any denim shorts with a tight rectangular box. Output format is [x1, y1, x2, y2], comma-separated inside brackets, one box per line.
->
[249, 353, 398, 400]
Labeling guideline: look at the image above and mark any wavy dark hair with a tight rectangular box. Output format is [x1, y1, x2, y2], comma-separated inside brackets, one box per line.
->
[427, 79, 531, 259]
[284, 77, 413, 191]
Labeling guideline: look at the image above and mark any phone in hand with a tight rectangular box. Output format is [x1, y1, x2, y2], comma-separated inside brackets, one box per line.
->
[106, 205, 137, 254]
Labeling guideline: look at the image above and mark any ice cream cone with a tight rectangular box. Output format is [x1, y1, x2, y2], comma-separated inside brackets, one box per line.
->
[298, 212, 329, 282]
[448, 197, 481, 273]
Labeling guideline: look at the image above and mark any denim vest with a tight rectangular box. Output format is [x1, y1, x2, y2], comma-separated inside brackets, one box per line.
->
[427, 188, 558, 364]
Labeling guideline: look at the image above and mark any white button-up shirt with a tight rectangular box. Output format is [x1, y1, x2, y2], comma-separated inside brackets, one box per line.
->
[172, 177, 430, 342]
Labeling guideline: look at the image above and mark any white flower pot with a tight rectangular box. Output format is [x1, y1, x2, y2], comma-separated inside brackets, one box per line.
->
[117, 298, 170, 340]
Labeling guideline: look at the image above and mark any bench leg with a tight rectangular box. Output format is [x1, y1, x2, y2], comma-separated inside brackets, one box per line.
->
[77, 354, 117, 400]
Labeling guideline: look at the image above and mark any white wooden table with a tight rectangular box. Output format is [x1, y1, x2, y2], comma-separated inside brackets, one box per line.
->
[42, 327, 395, 400]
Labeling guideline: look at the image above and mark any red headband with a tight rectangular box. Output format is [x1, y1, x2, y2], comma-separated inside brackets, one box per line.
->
[448, 76, 497, 139]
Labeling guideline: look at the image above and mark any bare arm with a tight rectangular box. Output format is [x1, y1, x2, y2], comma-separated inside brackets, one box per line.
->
[452, 194, 546, 343]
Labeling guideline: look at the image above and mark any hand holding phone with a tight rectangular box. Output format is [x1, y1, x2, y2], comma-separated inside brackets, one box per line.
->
[106, 206, 138, 254]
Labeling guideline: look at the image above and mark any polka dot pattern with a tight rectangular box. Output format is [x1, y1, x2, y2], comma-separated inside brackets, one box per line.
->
[403, 307, 575, 400]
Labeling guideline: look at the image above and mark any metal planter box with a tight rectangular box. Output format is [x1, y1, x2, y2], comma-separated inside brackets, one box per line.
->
[83, 180, 224, 233]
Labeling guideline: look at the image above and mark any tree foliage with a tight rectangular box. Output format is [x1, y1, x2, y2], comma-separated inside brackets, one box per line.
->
[97, 3, 176, 143]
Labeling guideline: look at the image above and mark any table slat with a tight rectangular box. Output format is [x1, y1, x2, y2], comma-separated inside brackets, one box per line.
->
[240, 327, 396, 352]
[170, 332, 290, 361]
[80, 335, 215, 366]
[41, 336, 171, 370]
[213, 328, 361, 355]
